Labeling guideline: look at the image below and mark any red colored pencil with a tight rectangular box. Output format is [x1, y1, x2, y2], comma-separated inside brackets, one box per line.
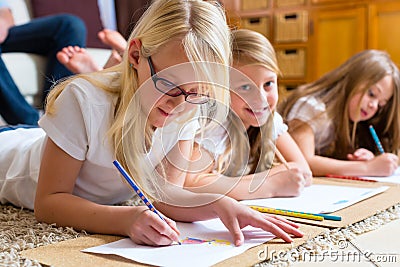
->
[325, 174, 377, 182]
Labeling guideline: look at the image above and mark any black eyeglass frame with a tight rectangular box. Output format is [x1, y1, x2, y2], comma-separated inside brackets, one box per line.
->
[147, 56, 209, 104]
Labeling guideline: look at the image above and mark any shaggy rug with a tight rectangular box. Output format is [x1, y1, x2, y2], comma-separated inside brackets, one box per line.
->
[0, 204, 86, 266]
[1, 203, 399, 267]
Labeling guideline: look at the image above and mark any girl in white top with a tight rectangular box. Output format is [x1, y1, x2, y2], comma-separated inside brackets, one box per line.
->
[183, 29, 312, 200]
[0, 0, 303, 247]
[279, 50, 399, 177]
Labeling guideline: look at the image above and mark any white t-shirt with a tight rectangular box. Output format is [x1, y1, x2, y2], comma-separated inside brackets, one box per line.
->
[286, 95, 334, 154]
[0, 0, 8, 8]
[0, 77, 199, 209]
[196, 112, 288, 159]
[0, 128, 45, 210]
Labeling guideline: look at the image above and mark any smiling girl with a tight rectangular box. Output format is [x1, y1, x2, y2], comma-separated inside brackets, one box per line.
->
[279, 49, 400, 177]
[183, 29, 312, 199]
[0, 0, 302, 247]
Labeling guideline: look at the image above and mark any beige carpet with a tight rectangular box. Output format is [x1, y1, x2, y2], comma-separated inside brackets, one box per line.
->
[1, 202, 399, 267]
[0, 204, 87, 266]
[0, 197, 143, 266]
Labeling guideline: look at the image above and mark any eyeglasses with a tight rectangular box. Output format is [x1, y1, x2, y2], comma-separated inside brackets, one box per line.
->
[147, 57, 209, 104]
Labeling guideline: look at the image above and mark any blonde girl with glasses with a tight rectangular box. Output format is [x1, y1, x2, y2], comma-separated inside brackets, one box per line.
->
[183, 29, 312, 199]
[0, 0, 302, 247]
[279, 50, 399, 177]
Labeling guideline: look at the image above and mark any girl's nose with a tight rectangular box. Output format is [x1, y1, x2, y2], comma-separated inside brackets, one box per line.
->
[257, 88, 269, 105]
[169, 94, 187, 112]
[369, 99, 379, 110]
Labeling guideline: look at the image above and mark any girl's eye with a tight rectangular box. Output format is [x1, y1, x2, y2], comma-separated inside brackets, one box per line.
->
[157, 79, 175, 90]
[368, 88, 376, 98]
[264, 81, 274, 90]
[264, 81, 277, 93]
[238, 84, 251, 91]
[188, 88, 199, 94]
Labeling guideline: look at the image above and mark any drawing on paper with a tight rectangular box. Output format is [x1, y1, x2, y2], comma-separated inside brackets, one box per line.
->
[180, 237, 231, 246]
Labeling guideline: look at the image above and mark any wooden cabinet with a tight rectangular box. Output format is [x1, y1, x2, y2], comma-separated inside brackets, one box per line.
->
[310, 5, 366, 79]
[223, 0, 400, 100]
[222, 0, 310, 99]
[311, 0, 353, 3]
[368, 1, 400, 66]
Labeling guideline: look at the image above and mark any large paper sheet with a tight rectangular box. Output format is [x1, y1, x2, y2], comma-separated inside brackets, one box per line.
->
[83, 218, 275, 267]
[241, 184, 389, 214]
[362, 166, 400, 184]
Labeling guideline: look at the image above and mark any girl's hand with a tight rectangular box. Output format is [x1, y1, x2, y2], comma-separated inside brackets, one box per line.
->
[365, 153, 398, 176]
[347, 148, 374, 161]
[266, 167, 307, 197]
[213, 197, 303, 246]
[303, 170, 313, 186]
[127, 206, 180, 246]
[291, 162, 313, 187]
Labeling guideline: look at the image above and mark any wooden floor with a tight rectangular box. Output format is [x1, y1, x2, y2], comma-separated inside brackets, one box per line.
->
[293, 219, 400, 266]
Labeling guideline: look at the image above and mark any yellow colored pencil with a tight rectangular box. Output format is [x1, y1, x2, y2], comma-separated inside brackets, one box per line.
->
[250, 205, 324, 221]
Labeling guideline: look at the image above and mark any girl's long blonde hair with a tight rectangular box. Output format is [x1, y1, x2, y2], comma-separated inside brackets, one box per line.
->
[46, 0, 231, 199]
[279, 49, 400, 158]
[216, 29, 281, 176]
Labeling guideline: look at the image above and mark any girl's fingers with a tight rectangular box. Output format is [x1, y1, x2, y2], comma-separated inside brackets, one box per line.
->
[266, 216, 304, 237]
[162, 217, 181, 243]
[347, 154, 355, 160]
[250, 212, 304, 242]
[136, 234, 157, 246]
[265, 214, 300, 228]
[164, 216, 181, 235]
[253, 217, 294, 243]
[223, 218, 244, 246]
[149, 216, 180, 244]
[145, 225, 177, 246]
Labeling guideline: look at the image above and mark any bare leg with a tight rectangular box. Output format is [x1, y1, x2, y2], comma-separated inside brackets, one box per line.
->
[56, 46, 101, 74]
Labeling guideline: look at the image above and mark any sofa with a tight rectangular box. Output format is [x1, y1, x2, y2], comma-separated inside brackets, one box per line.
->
[2, 0, 111, 107]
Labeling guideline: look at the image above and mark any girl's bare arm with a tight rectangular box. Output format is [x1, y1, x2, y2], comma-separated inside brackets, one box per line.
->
[34, 138, 180, 245]
[289, 119, 398, 176]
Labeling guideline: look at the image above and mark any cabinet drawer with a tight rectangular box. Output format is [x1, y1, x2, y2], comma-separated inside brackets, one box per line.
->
[278, 84, 298, 103]
[275, 11, 308, 42]
[276, 48, 306, 78]
[242, 0, 269, 10]
[276, 0, 305, 8]
[241, 16, 270, 37]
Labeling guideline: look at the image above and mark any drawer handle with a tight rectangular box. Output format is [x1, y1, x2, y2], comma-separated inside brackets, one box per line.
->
[284, 14, 298, 20]
[285, 49, 298, 55]
[249, 18, 261, 24]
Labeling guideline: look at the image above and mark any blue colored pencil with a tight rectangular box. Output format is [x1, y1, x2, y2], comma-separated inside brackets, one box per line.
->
[113, 160, 165, 221]
[113, 160, 182, 245]
[369, 125, 384, 154]
[277, 208, 342, 221]
[252, 206, 342, 221]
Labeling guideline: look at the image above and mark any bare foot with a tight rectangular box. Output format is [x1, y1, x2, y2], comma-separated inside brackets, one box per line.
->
[57, 46, 101, 74]
[98, 29, 127, 54]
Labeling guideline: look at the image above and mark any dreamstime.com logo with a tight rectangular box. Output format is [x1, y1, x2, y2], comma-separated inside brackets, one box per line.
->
[257, 240, 399, 264]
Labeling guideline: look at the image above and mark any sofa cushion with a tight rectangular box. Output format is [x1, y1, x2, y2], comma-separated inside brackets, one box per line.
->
[30, 0, 106, 48]
[3, 53, 46, 105]
[6, 0, 32, 25]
